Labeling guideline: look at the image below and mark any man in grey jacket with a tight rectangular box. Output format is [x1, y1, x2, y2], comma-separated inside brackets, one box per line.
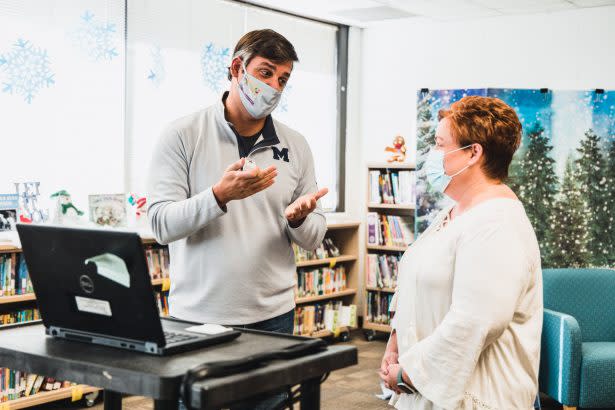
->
[147, 29, 327, 338]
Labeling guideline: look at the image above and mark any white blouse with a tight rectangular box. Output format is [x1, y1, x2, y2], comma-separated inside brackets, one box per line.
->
[389, 198, 543, 410]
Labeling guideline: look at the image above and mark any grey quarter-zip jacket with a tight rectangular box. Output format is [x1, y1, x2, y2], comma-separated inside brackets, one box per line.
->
[147, 93, 327, 325]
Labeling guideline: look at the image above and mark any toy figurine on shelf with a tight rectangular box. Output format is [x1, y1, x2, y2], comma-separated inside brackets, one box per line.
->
[15, 182, 48, 223]
[385, 135, 407, 163]
[127, 193, 147, 228]
[50, 190, 84, 225]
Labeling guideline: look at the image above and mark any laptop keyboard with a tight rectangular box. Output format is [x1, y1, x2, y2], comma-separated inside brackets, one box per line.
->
[164, 331, 199, 344]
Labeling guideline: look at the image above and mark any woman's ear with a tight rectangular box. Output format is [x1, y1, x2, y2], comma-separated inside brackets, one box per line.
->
[469, 143, 483, 165]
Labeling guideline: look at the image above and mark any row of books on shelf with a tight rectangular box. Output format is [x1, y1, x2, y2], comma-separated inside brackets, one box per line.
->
[369, 170, 416, 205]
[0, 253, 33, 296]
[1, 308, 39, 326]
[366, 254, 400, 289]
[292, 238, 340, 262]
[367, 213, 413, 247]
[155, 290, 169, 316]
[366, 291, 394, 325]
[295, 266, 347, 298]
[145, 246, 170, 280]
[294, 301, 357, 336]
[0, 368, 74, 402]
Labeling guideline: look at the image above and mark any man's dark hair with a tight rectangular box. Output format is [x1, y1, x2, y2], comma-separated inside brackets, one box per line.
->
[227, 29, 298, 81]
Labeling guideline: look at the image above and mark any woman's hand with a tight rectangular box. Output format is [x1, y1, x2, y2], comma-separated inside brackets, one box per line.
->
[380, 349, 399, 376]
[380, 330, 400, 392]
[381, 363, 402, 393]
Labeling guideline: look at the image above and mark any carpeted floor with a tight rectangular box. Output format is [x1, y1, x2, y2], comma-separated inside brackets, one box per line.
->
[39, 331, 573, 410]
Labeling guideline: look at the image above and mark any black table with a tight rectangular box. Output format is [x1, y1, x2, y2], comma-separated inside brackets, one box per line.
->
[0, 321, 357, 409]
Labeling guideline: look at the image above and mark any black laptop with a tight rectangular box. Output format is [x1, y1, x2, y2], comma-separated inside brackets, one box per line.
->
[16, 224, 241, 355]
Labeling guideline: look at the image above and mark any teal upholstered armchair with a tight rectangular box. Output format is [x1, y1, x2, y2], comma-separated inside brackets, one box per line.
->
[540, 268, 615, 409]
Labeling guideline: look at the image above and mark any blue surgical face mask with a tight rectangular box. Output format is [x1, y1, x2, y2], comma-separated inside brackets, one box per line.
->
[424, 145, 473, 193]
[237, 63, 283, 119]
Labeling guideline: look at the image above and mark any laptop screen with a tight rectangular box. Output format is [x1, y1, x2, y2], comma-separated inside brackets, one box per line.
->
[17, 224, 166, 346]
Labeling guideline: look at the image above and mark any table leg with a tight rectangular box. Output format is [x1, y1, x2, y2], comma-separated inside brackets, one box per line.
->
[154, 398, 180, 410]
[103, 390, 122, 410]
[300, 377, 321, 409]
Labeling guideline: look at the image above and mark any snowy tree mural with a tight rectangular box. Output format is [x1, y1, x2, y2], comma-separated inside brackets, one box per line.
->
[605, 138, 615, 261]
[548, 156, 591, 267]
[0, 39, 54, 103]
[416, 88, 615, 268]
[70, 11, 119, 62]
[575, 129, 611, 265]
[514, 121, 558, 263]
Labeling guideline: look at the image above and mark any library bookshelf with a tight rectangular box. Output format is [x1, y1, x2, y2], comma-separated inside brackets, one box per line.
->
[0, 236, 166, 409]
[0, 221, 360, 407]
[294, 221, 361, 341]
[364, 163, 415, 340]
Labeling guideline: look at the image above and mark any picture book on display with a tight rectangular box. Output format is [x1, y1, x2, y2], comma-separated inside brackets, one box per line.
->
[89, 194, 127, 227]
[0, 194, 18, 232]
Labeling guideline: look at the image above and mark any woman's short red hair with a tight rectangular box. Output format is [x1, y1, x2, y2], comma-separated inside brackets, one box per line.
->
[439, 96, 522, 181]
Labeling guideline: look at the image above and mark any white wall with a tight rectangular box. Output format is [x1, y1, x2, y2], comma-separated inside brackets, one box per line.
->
[359, 6, 615, 164]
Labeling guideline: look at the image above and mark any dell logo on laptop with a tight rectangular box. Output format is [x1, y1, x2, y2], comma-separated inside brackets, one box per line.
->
[79, 275, 94, 294]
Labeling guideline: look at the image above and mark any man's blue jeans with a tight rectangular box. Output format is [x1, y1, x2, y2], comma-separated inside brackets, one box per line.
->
[180, 309, 295, 410]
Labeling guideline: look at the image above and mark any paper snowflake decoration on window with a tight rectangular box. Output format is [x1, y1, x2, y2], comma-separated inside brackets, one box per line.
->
[0, 39, 55, 103]
[147, 45, 165, 87]
[201, 42, 230, 93]
[71, 11, 119, 62]
[275, 84, 292, 114]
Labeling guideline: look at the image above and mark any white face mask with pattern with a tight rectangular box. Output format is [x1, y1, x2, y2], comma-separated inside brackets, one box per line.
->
[237, 62, 282, 119]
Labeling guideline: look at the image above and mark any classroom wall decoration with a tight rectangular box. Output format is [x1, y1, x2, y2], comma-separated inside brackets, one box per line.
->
[70, 11, 120, 62]
[0, 38, 55, 103]
[200, 41, 231, 93]
[416, 88, 615, 268]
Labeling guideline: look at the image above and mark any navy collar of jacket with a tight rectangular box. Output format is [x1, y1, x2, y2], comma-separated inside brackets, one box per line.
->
[218, 91, 280, 151]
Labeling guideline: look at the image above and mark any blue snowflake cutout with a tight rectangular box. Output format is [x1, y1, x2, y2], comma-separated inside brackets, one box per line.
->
[147, 45, 165, 87]
[0, 38, 55, 103]
[71, 10, 119, 62]
[201, 42, 230, 93]
[275, 84, 292, 114]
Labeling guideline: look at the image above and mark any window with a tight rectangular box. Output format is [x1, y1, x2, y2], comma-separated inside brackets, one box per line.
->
[1, 0, 345, 212]
[0, 0, 125, 209]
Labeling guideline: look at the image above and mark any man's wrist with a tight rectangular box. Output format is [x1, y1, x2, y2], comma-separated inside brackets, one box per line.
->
[288, 217, 306, 228]
[212, 185, 228, 210]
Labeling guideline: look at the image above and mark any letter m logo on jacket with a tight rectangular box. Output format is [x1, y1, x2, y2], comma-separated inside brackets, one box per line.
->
[272, 147, 289, 162]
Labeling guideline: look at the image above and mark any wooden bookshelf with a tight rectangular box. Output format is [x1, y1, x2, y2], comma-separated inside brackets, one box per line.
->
[364, 163, 415, 340]
[365, 286, 396, 293]
[0, 235, 164, 409]
[0, 245, 21, 254]
[367, 203, 415, 211]
[295, 288, 357, 304]
[363, 321, 392, 335]
[294, 221, 360, 341]
[367, 162, 415, 170]
[141, 237, 158, 245]
[307, 326, 354, 340]
[295, 254, 357, 268]
[366, 245, 409, 252]
[0, 278, 164, 306]
[0, 293, 37, 305]
[3, 385, 100, 409]
[0, 237, 158, 255]
[0, 224, 359, 409]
